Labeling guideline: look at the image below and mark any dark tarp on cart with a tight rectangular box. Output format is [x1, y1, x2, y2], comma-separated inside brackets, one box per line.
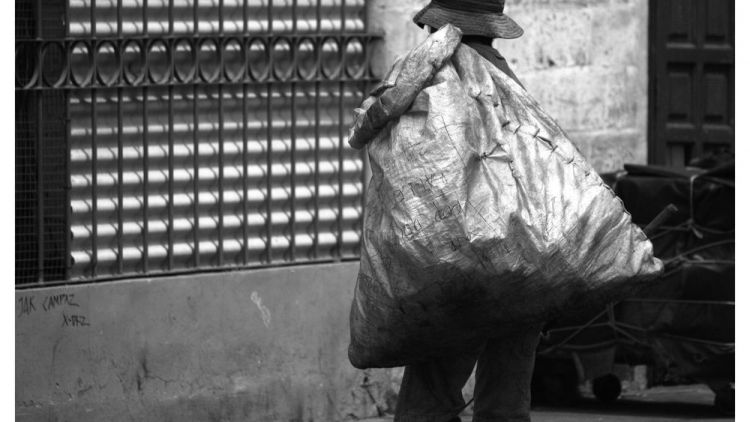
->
[538, 161, 734, 384]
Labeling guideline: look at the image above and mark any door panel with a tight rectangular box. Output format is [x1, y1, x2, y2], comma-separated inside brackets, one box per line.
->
[649, 0, 734, 167]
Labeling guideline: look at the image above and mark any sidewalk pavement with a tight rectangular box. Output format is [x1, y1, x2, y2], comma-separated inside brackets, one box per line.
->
[358, 384, 733, 422]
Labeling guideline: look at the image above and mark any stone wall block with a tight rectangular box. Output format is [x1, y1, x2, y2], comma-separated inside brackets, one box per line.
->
[568, 129, 647, 173]
[589, 0, 649, 68]
[495, 7, 595, 71]
[367, 0, 429, 76]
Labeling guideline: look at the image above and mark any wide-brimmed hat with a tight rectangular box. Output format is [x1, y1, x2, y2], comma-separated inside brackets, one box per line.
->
[413, 0, 523, 39]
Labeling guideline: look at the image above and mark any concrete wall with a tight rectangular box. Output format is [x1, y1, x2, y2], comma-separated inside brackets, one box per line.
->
[367, 0, 650, 172]
[16, 263, 403, 421]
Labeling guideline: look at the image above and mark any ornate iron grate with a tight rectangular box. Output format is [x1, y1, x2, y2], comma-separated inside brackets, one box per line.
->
[16, 0, 381, 285]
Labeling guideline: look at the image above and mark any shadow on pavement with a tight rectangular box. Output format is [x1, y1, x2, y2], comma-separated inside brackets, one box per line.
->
[533, 397, 730, 420]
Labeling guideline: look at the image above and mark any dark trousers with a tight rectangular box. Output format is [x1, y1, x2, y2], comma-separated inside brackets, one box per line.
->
[394, 326, 542, 422]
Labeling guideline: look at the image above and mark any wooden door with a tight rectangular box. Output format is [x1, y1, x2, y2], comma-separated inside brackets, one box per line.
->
[648, 0, 734, 167]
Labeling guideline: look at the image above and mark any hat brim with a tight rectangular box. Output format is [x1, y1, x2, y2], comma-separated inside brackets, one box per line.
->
[413, 4, 524, 39]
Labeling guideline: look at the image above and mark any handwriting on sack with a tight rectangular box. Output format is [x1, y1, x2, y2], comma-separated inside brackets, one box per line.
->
[446, 235, 470, 252]
[433, 200, 463, 222]
[390, 171, 448, 204]
[385, 198, 469, 248]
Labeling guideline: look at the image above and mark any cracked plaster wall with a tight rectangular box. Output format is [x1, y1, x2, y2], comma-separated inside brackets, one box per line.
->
[16, 263, 401, 421]
[367, 0, 650, 173]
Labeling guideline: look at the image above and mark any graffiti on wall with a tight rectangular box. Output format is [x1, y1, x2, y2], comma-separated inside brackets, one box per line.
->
[16, 293, 90, 327]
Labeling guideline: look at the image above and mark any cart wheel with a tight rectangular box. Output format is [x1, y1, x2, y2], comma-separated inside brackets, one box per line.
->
[714, 385, 734, 416]
[592, 374, 622, 403]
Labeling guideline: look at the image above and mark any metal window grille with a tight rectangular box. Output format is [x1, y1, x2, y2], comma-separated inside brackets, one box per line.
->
[15, 0, 381, 285]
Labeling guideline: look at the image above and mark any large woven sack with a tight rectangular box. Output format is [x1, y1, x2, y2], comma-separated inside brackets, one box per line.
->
[347, 25, 663, 369]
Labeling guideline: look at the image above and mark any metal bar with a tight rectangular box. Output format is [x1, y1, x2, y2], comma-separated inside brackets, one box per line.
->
[36, 89, 44, 282]
[242, 83, 249, 265]
[14, 34, 383, 43]
[265, 16, 274, 265]
[168, 86, 175, 270]
[218, 85, 225, 267]
[141, 86, 149, 273]
[265, 84, 273, 264]
[64, 91, 72, 281]
[362, 0, 367, 29]
[168, 0, 174, 35]
[64, 0, 71, 37]
[243, 0, 248, 33]
[91, 0, 96, 37]
[192, 0, 200, 266]
[166, 0, 176, 272]
[192, 84, 200, 267]
[336, 79, 344, 258]
[292, 0, 297, 33]
[340, 0, 346, 33]
[91, 90, 98, 277]
[336, 4, 346, 259]
[35, 0, 44, 282]
[15, 257, 364, 290]
[116, 0, 124, 275]
[242, 0, 249, 265]
[142, 0, 148, 35]
[288, 0, 299, 262]
[290, 81, 297, 261]
[313, 80, 320, 259]
[142, 0, 150, 271]
[267, 0, 273, 34]
[117, 87, 124, 275]
[35, 0, 42, 39]
[217, 31, 226, 266]
[117, 0, 123, 36]
[193, 0, 198, 35]
[695, 60, 705, 160]
[16, 75, 382, 91]
[219, 0, 224, 34]
[316, 0, 322, 33]
[337, 0, 347, 254]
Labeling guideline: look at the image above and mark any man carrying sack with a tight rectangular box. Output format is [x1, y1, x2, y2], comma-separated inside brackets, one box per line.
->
[398, 2, 541, 422]
[346, 1, 663, 421]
